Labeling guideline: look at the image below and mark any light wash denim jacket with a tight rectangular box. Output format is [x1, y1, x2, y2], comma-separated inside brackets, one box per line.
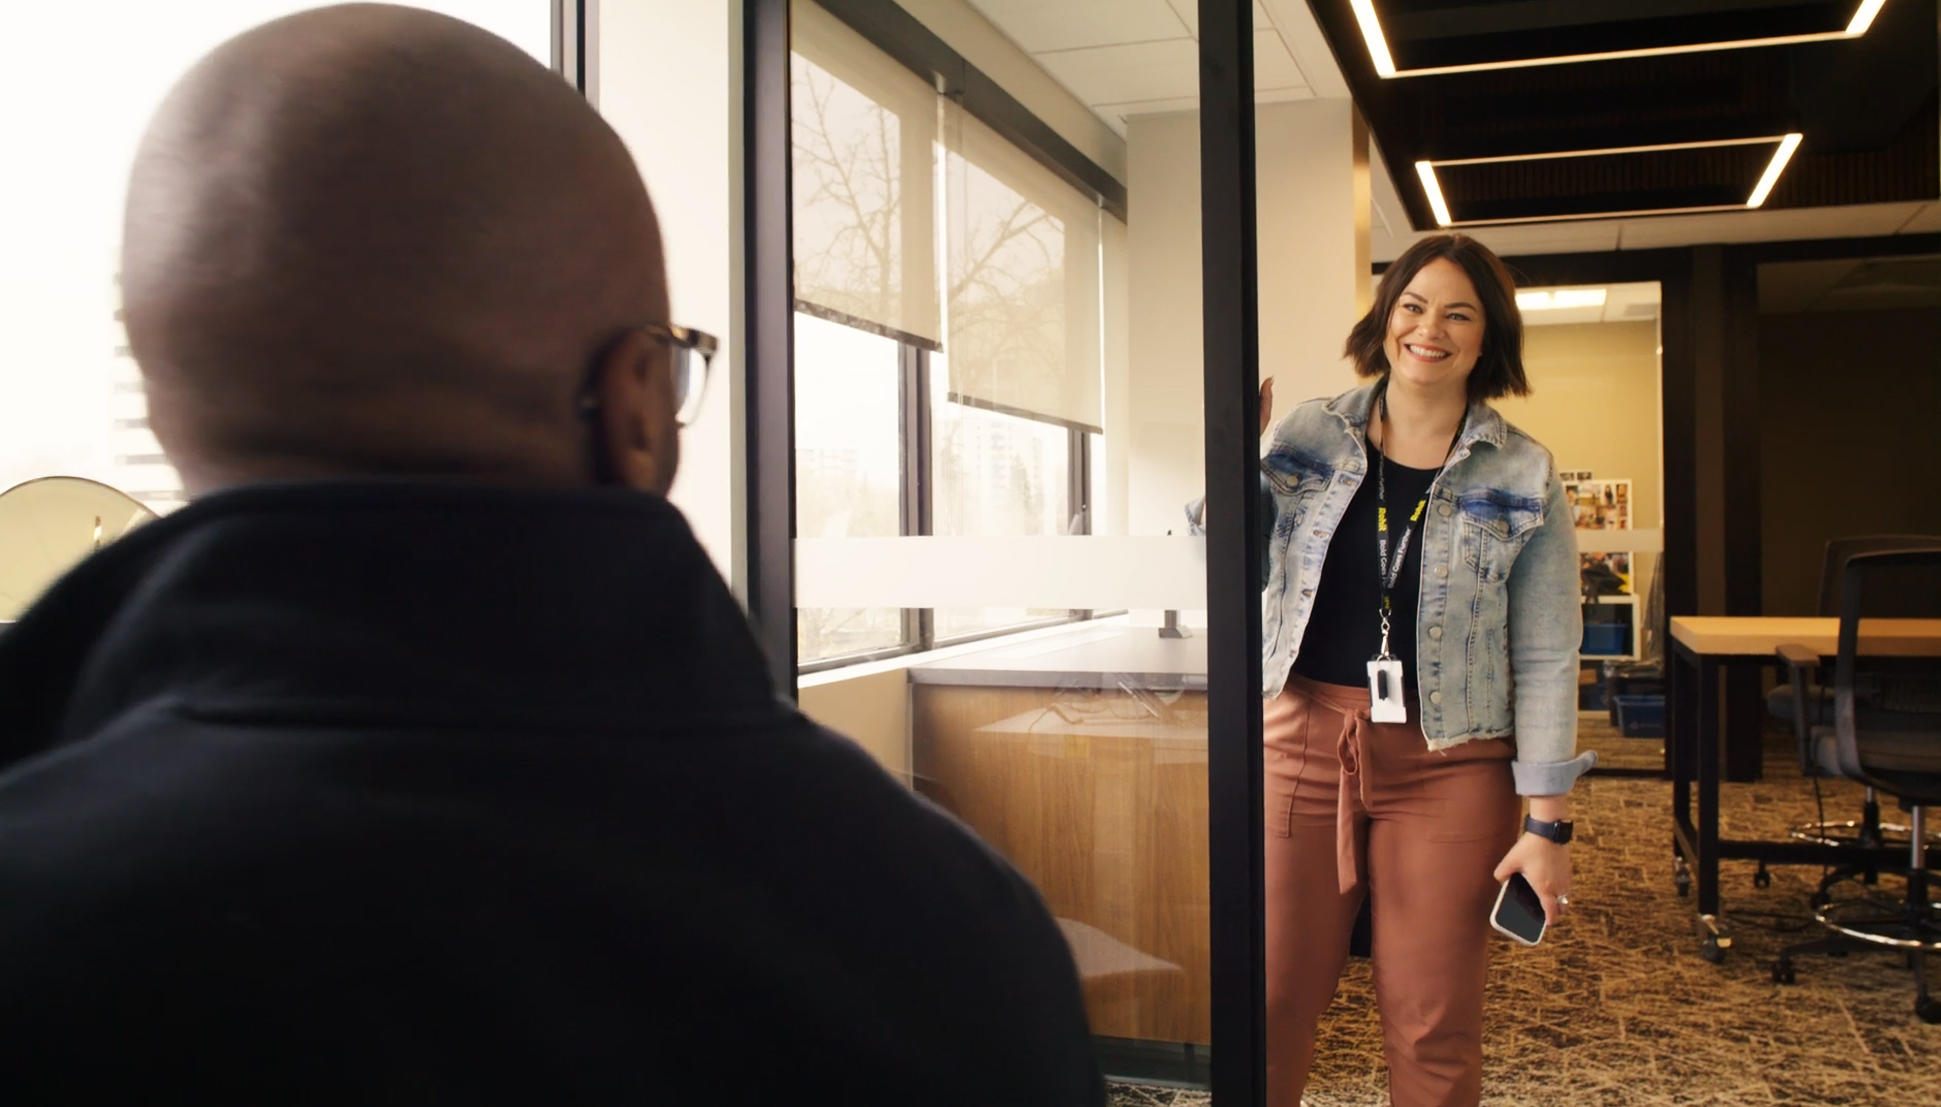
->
[1261, 382, 1596, 796]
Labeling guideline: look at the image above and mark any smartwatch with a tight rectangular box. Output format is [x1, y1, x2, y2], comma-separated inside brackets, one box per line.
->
[1523, 815, 1574, 845]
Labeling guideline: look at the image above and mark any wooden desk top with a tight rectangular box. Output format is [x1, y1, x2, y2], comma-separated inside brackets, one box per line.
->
[1669, 616, 1941, 659]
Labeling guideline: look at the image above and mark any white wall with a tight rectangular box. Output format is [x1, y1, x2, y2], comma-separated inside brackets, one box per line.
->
[596, 0, 744, 590]
[1256, 100, 1368, 409]
[1122, 100, 1370, 539]
[1124, 112, 1204, 539]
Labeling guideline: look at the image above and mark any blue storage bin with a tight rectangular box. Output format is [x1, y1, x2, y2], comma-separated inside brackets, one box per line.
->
[1614, 694, 1666, 738]
[1582, 624, 1629, 656]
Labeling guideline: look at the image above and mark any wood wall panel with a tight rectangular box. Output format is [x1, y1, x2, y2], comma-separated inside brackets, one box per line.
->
[912, 685, 1211, 1044]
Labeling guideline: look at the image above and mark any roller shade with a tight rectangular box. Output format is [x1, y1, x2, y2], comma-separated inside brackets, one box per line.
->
[789, 0, 940, 348]
[943, 104, 1104, 433]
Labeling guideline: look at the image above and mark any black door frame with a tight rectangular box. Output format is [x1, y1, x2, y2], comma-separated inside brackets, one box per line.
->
[1199, 1, 1267, 1103]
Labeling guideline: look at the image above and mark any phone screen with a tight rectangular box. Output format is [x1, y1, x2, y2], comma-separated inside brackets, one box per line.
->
[1492, 872, 1546, 945]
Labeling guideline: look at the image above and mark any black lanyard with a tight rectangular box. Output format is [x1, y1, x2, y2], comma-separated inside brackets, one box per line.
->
[1373, 396, 1465, 659]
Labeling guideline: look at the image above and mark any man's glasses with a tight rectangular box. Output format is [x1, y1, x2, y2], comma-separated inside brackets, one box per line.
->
[640, 322, 718, 426]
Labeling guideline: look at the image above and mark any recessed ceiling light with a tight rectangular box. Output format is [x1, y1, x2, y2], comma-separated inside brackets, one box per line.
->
[1349, 0, 1396, 78]
[1847, 0, 1888, 34]
[1517, 289, 1608, 311]
[1349, 0, 1892, 79]
[1746, 134, 1804, 209]
[1417, 135, 1802, 226]
[1414, 161, 1452, 227]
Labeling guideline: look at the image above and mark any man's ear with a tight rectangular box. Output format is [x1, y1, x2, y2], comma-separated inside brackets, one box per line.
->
[591, 328, 679, 494]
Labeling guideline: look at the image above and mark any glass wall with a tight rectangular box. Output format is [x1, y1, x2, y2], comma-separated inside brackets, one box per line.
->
[788, 0, 1215, 1073]
[0, 1, 552, 514]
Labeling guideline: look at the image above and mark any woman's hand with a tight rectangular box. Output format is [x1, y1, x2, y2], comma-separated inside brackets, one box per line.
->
[1259, 377, 1275, 437]
[1493, 833, 1572, 926]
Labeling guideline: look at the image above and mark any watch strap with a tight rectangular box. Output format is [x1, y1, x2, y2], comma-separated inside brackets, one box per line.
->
[1524, 815, 1573, 844]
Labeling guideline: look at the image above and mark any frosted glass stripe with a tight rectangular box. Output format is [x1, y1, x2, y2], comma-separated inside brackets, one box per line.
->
[795, 536, 1207, 610]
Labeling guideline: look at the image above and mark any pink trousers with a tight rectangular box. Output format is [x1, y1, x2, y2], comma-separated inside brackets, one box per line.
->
[1263, 674, 1518, 1107]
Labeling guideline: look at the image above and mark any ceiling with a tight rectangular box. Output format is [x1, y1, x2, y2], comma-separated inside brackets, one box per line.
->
[960, 0, 1939, 259]
[1307, 0, 1939, 231]
[961, 0, 1322, 133]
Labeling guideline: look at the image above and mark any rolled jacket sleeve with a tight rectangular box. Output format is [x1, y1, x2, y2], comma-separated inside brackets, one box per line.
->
[1505, 469, 1595, 796]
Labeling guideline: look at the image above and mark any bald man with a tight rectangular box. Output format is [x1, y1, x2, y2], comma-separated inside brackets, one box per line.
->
[0, 7, 1101, 1105]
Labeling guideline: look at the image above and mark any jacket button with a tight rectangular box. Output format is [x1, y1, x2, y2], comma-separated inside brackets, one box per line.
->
[1434, 565, 1448, 578]
[1429, 690, 1443, 706]
[1429, 626, 1443, 640]
[1437, 503, 1453, 518]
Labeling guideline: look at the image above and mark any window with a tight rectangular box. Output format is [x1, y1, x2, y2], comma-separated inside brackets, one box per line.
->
[0, 2, 552, 513]
[793, 312, 906, 663]
[789, 0, 1113, 670]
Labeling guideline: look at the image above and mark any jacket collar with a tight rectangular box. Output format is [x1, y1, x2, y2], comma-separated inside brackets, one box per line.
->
[1326, 380, 1508, 455]
[0, 481, 789, 771]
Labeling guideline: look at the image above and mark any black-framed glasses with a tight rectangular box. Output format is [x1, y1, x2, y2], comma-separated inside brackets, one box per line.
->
[641, 321, 718, 426]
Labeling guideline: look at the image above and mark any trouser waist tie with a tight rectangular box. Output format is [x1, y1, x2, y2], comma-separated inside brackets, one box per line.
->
[1334, 707, 1372, 895]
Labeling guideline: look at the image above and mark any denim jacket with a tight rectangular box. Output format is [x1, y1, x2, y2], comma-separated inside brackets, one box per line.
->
[1261, 383, 1596, 796]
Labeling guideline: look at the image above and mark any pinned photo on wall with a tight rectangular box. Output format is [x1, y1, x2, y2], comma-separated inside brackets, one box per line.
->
[1564, 478, 1630, 530]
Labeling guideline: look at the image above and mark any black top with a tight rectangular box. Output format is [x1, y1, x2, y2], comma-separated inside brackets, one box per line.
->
[1294, 446, 1440, 689]
[0, 482, 1103, 1107]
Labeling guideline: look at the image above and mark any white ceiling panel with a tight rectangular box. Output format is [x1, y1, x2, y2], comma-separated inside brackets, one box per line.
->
[1257, 86, 1316, 105]
[1160, 0, 1274, 37]
[1035, 39, 1201, 107]
[1901, 203, 1941, 233]
[1253, 28, 1307, 91]
[965, 0, 1188, 55]
[1095, 95, 1201, 133]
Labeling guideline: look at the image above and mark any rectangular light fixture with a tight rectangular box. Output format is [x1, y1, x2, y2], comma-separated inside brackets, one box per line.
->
[1350, 0, 1891, 79]
[1848, 0, 1888, 34]
[1517, 289, 1608, 311]
[1414, 161, 1452, 227]
[1746, 133, 1803, 208]
[1416, 135, 1800, 227]
[1349, 0, 1396, 77]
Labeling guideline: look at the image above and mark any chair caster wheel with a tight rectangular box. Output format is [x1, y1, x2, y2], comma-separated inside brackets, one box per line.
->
[1700, 937, 1727, 964]
[1917, 998, 1941, 1025]
[1770, 959, 1796, 985]
[1754, 867, 1772, 890]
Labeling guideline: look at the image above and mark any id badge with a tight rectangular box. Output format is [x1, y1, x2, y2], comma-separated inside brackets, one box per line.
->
[1367, 659, 1407, 723]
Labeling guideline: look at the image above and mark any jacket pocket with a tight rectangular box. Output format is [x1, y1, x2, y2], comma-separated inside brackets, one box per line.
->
[1457, 489, 1544, 583]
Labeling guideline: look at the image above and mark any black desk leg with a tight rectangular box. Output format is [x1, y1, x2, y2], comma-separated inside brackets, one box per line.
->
[1669, 645, 1699, 899]
[1725, 664, 1764, 782]
[1694, 655, 1730, 960]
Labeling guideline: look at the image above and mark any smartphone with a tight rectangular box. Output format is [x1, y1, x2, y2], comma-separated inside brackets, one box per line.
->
[1490, 872, 1547, 946]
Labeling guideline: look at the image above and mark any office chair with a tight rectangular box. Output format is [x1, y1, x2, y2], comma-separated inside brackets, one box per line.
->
[1768, 536, 1941, 869]
[1770, 547, 1941, 1023]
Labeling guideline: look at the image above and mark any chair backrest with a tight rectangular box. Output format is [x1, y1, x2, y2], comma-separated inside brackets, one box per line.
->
[1831, 545, 1941, 807]
[1818, 535, 1941, 617]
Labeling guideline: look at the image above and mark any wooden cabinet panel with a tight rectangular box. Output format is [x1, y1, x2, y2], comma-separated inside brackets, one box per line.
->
[912, 685, 1210, 1044]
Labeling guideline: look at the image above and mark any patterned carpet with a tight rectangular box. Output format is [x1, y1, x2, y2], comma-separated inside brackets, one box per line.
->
[1110, 721, 1941, 1106]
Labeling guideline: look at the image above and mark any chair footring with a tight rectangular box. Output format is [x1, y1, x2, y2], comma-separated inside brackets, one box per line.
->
[1789, 820, 1938, 849]
[1816, 898, 1941, 952]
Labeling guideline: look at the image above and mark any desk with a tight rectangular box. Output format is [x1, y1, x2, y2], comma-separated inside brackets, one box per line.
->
[1667, 616, 1941, 959]
[910, 625, 1211, 1044]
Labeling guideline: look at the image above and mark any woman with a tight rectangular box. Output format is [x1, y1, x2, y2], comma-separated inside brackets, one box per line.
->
[1259, 233, 1594, 1107]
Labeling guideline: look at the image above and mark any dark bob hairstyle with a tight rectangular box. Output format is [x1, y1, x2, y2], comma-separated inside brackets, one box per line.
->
[1342, 233, 1530, 401]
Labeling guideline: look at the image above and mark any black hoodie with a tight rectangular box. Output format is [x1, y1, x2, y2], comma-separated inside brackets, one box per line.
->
[0, 481, 1102, 1106]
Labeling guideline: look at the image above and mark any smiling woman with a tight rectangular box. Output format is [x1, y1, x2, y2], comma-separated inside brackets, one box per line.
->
[1258, 232, 1591, 1107]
